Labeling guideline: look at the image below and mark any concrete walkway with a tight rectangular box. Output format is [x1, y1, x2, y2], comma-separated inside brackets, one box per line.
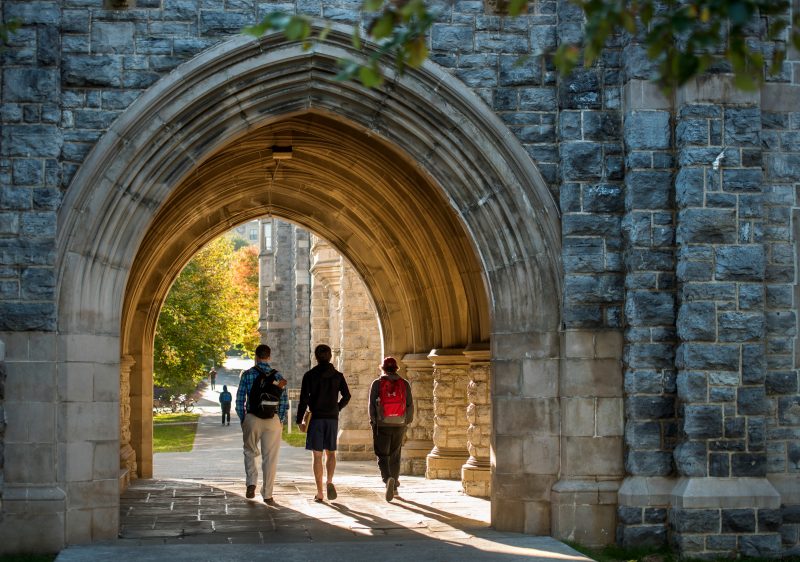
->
[56, 359, 593, 562]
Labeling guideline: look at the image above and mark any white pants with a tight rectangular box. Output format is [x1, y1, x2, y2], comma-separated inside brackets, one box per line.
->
[242, 414, 282, 499]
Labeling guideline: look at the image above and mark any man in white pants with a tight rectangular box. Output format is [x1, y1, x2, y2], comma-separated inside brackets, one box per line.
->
[235, 344, 288, 505]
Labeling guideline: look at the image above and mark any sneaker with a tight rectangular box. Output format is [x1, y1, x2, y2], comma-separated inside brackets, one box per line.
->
[385, 477, 395, 502]
[326, 482, 337, 501]
[246, 485, 256, 499]
[264, 497, 276, 506]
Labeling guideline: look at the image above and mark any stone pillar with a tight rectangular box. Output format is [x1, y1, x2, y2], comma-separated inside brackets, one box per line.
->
[552, 330, 624, 546]
[616, 76, 678, 547]
[426, 349, 469, 480]
[259, 220, 310, 386]
[400, 353, 434, 475]
[336, 262, 380, 460]
[119, 355, 137, 491]
[462, 344, 491, 497]
[670, 78, 780, 558]
[309, 236, 380, 460]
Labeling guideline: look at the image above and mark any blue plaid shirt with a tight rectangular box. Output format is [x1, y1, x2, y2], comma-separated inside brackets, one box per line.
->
[235, 362, 288, 424]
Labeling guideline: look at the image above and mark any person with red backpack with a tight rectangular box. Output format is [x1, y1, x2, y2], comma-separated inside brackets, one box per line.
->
[368, 356, 414, 502]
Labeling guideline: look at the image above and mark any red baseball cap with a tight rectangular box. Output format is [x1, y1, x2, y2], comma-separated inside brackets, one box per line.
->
[381, 357, 398, 371]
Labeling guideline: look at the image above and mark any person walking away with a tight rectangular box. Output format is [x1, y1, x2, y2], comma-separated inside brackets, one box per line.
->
[209, 368, 217, 390]
[369, 356, 413, 502]
[296, 344, 351, 502]
[235, 344, 288, 505]
[219, 384, 233, 426]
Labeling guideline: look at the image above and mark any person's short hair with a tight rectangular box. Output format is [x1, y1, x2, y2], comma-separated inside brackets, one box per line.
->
[314, 344, 332, 363]
[255, 344, 271, 360]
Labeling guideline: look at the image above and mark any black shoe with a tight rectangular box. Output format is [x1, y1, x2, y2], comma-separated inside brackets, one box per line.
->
[264, 497, 276, 506]
[246, 485, 256, 499]
[327, 482, 337, 501]
[385, 477, 395, 502]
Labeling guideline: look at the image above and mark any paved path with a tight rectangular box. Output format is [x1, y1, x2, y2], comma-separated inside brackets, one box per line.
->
[56, 358, 593, 562]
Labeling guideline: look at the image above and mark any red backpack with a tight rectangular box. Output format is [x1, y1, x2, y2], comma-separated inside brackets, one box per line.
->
[378, 376, 407, 425]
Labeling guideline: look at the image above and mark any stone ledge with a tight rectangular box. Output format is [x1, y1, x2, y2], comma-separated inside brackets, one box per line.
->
[3, 484, 66, 502]
[671, 477, 781, 509]
[761, 82, 800, 112]
[618, 476, 676, 506]
[767, 473, 800, 505]
[678, 74, 761, 105]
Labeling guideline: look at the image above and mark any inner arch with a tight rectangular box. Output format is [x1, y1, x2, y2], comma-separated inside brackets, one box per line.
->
[124, 111, 489, 361]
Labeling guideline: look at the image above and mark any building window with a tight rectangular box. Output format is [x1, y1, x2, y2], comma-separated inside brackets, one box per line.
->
[263, 221, 273, 251]
[249, 228, 258, 241]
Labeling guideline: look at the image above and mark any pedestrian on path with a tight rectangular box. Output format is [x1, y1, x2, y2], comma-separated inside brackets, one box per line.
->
[235, 344, 288, 505]
[219, 384, 233, 425]
[209, 367, 217, 390]
[369, 356, 413, 502]
[296, 344, 351, 503]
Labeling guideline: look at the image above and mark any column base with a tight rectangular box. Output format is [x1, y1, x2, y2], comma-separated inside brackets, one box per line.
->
[336, 428, 374, 460]
[461, 457, 491, 497]
[551, 479, 621, 547]
[0, 485, 66, 553]
[426, 447, 468, 480]
[670, 477, 781, 559]
[617, 476, 676, 549]
[401, 439, 432, 476]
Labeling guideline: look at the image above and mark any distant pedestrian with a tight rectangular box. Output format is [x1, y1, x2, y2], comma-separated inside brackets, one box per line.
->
[235, 344, 288, 505]
[369, 357, 413, 502]
[219, 385, 233, 426]
[209, 368, 217, 390]
[296, 344, 351, 502]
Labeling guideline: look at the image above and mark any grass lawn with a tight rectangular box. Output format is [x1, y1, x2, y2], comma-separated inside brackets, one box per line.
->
[282, 424, 307, 447]
[153, 412, 200, 452]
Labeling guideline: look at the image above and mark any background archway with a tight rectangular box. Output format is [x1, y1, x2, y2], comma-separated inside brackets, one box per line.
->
[56, 29, 562, 534]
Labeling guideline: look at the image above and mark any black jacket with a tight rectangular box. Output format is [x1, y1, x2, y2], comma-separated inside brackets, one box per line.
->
[296, 363, 351, 423]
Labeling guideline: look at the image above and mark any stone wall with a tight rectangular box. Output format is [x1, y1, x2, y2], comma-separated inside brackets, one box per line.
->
[260, 219, 311, 387]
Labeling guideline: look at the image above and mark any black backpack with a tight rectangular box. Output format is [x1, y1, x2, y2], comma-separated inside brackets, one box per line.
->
[247, 366, 283, 419]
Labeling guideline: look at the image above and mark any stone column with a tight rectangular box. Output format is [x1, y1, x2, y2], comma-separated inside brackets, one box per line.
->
[616, 76, 678, 547]
[119, 355, 137, 491]
[400, 354, 434, 475]
[669, 79, 780, 558]
[310, 237, 379, 460]
[426, 349, 469, 480]
[336, 262, 380, 460]
[462, 344, 491, 497]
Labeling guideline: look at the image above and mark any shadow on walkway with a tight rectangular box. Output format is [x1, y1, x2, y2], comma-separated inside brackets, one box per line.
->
[56, 359, 594, 561]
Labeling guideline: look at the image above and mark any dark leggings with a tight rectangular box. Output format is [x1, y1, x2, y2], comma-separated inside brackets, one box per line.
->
[221, 404, 231, 424]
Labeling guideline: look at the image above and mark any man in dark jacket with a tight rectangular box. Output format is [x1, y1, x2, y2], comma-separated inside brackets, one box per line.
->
[296, 344, 351, 502]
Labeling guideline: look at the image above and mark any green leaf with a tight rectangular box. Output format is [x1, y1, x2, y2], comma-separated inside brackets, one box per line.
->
[285, 16, 311, 41]
[352, 27, 362, 49]
[509, 0, 527, 16]
[553, 44, 580, 76]
[363, 0, 384, 13]
[371, 12, 396, 39]
[406, 36, 428, 67]
[242, 12, 290, 37]
[317, 24, 332, 43]
[769, 49, 786, 75]
[359, 64, 384, 87]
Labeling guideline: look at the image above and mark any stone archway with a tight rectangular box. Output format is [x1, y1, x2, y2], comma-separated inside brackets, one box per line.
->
[56, 27, 562, 540]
